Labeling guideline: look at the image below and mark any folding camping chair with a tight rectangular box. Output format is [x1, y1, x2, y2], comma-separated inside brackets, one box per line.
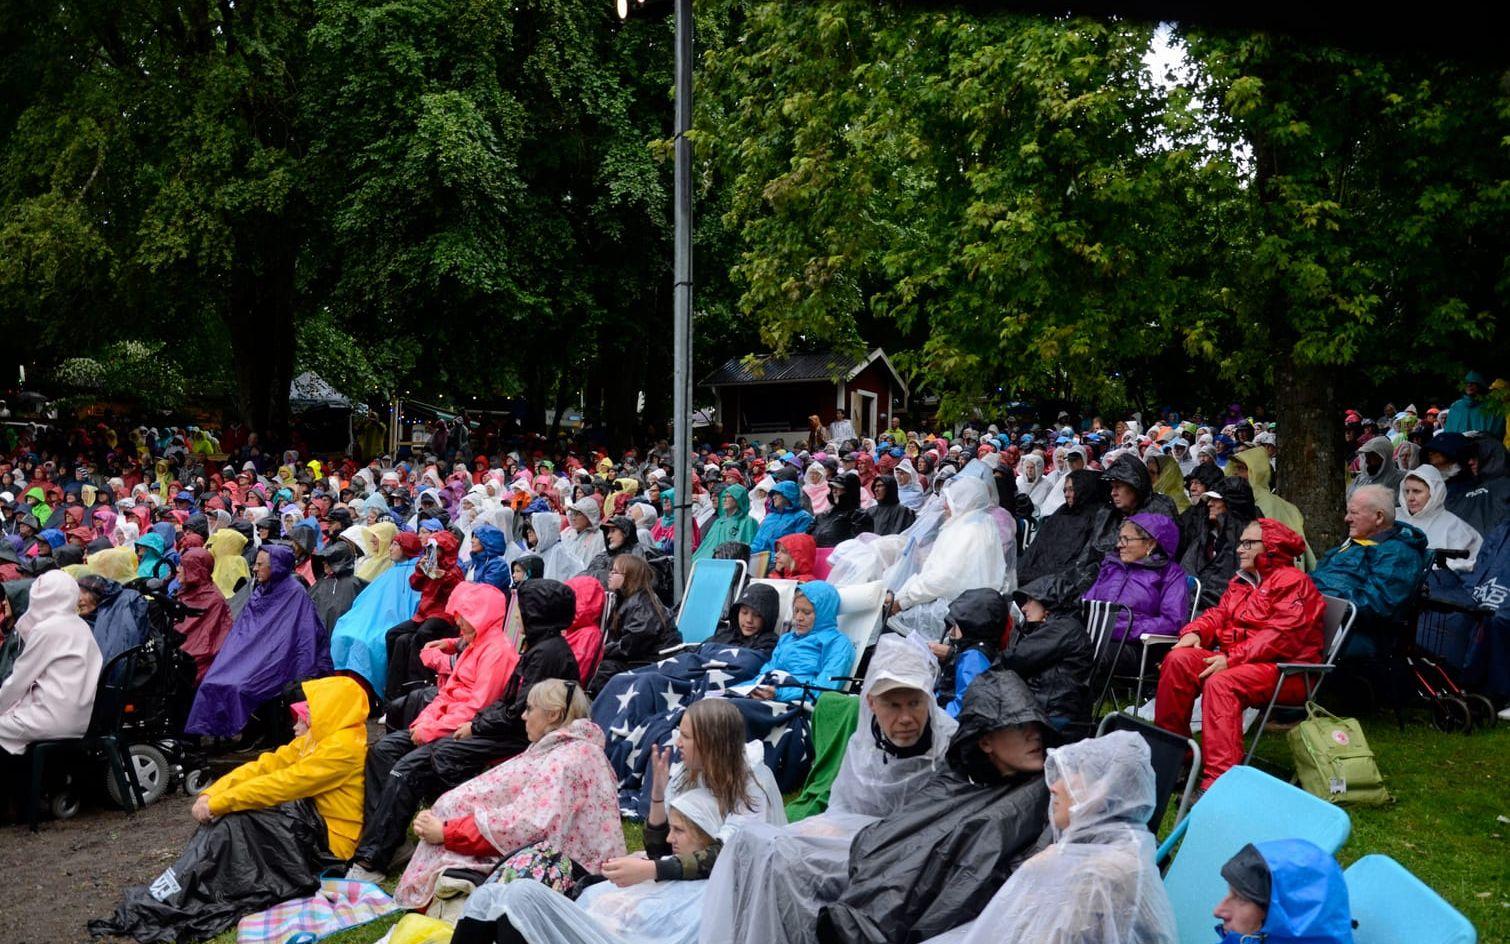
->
[747, 578, 798, 630]
[1157, 765, 1351, 944]
[675, 558, 747, 645]
[1344, 854, 1477, 944]
[1242, 594, 1356, 765]
[1131, 574, 1201, 708]
[834, 581, 887, 687]
[1084, 599, 1133, 715]
[1096, 710, 1201, 830]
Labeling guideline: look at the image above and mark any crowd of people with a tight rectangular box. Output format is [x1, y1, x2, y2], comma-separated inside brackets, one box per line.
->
[0, 370, 1505, 943]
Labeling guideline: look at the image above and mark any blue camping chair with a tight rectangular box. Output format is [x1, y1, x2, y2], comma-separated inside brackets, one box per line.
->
[1345, 854, 1477, 944]
[675, 558, 747, 644]
[1157, 765, 1351, 944]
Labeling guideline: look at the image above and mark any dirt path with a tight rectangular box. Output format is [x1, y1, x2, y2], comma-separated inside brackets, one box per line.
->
[0, 790, 200, 944]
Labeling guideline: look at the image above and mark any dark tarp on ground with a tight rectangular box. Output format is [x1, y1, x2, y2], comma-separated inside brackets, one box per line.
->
[88, 799, 339, 944]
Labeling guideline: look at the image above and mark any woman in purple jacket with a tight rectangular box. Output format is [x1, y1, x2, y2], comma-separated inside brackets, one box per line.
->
[1082, 512, 1191, 654]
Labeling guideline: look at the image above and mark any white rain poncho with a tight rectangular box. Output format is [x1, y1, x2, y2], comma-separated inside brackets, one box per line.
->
[532, 511, 588, 580]
[698, 634, 957, 944]
[561, 497, 607, 571]
[825, 534, 906, 588]
[1015, 453, 1053, 510]
[1037, 445, 1089, 518]
[893, 473, 1008, 612]
[924, 730, 1177, 944]
[1398, 465, 1482, 572]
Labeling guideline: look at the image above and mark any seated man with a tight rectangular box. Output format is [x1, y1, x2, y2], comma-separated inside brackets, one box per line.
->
[1214, 840, 1354, 944]
[699, 633, 956, 944]
[817, 670, 1054, 944]
[91, 677, 369, 943]
[1310, 483, 1427, 653]
[1155, 519, 1324, 791]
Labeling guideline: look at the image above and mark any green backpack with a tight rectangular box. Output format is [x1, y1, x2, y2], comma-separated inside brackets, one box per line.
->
[1287, 702, 1392, 806]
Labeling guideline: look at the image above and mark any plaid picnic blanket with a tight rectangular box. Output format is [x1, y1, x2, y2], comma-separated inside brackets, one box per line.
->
[237, 878, 399, 944]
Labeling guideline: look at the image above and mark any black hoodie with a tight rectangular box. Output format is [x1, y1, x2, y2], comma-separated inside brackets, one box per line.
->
[710, 582, 781, 656]
[1070, 454, 1178, 593]
[812, 472, 873, 547]
[1000, 574, 1093, 722]
[1018, 468, 1104, 587]
[584, 514, 646, 587]
[866, 475, 916, 536]
[935, 588, 1007, 710]
[1178, 476, 1257, 609]
[309, 541, 364, 633]
[471, 579, 581, 740]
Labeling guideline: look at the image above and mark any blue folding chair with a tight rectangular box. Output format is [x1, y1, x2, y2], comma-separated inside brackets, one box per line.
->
[1157, 765, 1351, 944]
[1345, 854, 1477, 944]
[675, 558, 747, 644]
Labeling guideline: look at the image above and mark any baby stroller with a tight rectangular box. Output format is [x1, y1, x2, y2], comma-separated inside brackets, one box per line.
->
[1403, 549, 1498, 733]
[113, 578, 213, 803]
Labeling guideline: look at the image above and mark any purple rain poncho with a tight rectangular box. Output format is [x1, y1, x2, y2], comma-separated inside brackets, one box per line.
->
[185, 545, 333, 737]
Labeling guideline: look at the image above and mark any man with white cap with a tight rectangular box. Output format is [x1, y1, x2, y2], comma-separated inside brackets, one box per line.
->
[699, 634, 957, 944]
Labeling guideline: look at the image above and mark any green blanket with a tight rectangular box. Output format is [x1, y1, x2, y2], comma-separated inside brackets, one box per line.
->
[784, 691, 861, 821]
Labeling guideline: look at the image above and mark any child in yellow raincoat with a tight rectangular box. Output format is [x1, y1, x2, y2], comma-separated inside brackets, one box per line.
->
[91, 676, 370, 942]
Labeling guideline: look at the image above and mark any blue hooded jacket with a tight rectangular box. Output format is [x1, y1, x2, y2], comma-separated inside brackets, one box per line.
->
[755, 580, 854, 703]
[466, 524, 513, 592]
[1217, 839, 1354, 944]
[1310, 522, 1429, 624]
[751, 480, 815, 554]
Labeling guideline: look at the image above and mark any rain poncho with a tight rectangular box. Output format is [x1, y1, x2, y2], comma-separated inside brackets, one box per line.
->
[531, 511, 585, 580]
[893, 475, 1007, 612]
[356, 521, 397, 583]
[309, 542, 364, 636]
[186, 545, 333, 738]
[135, 532, 172, 580]
[923, 731, 1176, 944]
[1019, 469, 1105, 588]
[78, 575, 150, 665]
[1349, 436, 1404, 497]
[698, 634, 957, 944]
[561, 497, 607, 568]
[693, 484, 759, 562]
[894, 459, 927, 511]
[89, 546, 140, 584]
[816, 670, 1053, 944]
[393, 718, 626, 908]
[0, 570, 103, 754]
[1398, 465, 1482, 572]
[175, 547, 234, 683]
[330, 540, 422, 695]
[1015, 454, 1054, 510]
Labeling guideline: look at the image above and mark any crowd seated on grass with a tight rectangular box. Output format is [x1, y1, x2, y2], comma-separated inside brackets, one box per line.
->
[0, 393, 1501, 941]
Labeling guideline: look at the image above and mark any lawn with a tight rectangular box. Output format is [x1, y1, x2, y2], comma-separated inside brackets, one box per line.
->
[211, 715, 1508, 944]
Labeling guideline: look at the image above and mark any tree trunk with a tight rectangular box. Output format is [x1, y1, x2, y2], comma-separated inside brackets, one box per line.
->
[1274, 358, 1345, 555]
[224, 223, 298, 451]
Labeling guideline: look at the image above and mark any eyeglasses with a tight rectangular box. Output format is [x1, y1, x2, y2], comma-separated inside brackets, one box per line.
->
[1237, 538, 1264, 549]
[1115, 534, 1152, 546]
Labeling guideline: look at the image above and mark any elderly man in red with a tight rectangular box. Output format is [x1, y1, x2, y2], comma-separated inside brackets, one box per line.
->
[1156, 518, 1324, 790]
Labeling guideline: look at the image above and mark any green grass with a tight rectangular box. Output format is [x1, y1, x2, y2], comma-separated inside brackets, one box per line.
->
[209, 715, 1508, 944]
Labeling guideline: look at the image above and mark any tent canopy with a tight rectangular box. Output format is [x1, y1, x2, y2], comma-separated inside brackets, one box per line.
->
[289, 372, 351, 413]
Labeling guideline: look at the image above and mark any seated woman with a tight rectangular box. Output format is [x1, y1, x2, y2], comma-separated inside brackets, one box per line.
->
[749, 480, 814, 555]
[90, 677, 369, 944]
[1082, 513, 1191, 655]
[1213, 839, 1353, 944]
[887, 476, 1007, 634]
[1025, 464, 1100, 570]
[693, 484, 758, 563]
[174, 547, 235, 684]
[710, 582, 780, 657]
[308, 541, 364, 639]
[0, 571, 102, 760]
[816, 670, 1054, 944]
[1398, 465, 1482, 572]
[930, 588, 1005, 718]
[1156, 519, 1324, 791]
[933, 730, 1176, 944]
[866, 474, 916, 537]
[450, 790, 725, 944]
[699, 634, 956, 944]
[186, 545, 333, 739]
[76, 573, 151, 665]
[1002, 577, 1093, 729]
[331, 531, 423, 698]
[207, 526, 252, 598]
[743, 581, 853, 704]
[811, 473, 873, 548]
[587, 555, 680, 694]
[393, 679, 626, 909]
[563, 574, 608, 684]
[771, 533, 818, 582]
[384, 531, 463, 701]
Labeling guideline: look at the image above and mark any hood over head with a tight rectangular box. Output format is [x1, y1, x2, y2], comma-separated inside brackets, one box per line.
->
[770, 478, 803, 509]
[261, 543, 296, 583]
[1223, 839, 1353, 944]
[1234, 446, 1276, 494]
[301, 676, 370, 741]
[564, 575, 606, 632]
[445, 581, 509, 639]
[180, 547, 215, 588]
[1062, 468, 1106, 513]
[1127, 512, 1179, 559]
[1212, 476, 1258, 521]
[1101, 454, 1153, 506]
[795, 580, 840, 634]
[471, 523, 509, 559]
[1012, 573, 1081, 613]
[1045, 730, 1155, 843]
[947, 588, 1008, 648]
[1400, 464, 1448, 519]
[518, 578, 576, 641]
[777, 532, 817, 575]
[601, 515, 639, 550]
[728, 582, 781, 633]
[948, 669, 1052, 781]
[1252, 518, 1307, 574]
[17, 569, 80, 639]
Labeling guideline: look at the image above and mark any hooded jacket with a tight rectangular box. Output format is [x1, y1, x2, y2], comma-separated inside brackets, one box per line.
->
[0, 570, 103, 753]
[202, 676, 369, 859]
[1216, 839, 1354, 944]
[1083, 512, 1192, 641]
[866, 475, 916, 537]
[584, 514, 646, 587]
[711, 582, 781, 656]
[471, 579, 581, 742]
[756, 580, 854, 703]
[1000, 575, 1093, 722]
[560, 496, 606, 567]
[750, 480, 815, 554]
[562, 575, 607, 684]
[812, 473, 874, 548]
[1310, 516, 1429, 625]
[411, 531, 464, 622]
[409, 583, 519, 744]
[1179, 477, 1258, 609]
[817, 670, 1052, 944]
[774, 532, 818, 582]
[1397, 465, 1482, 572]
[308, 542, 364, 635]
[1018, 469, 1104, 588]
[1187, 519, 1326, 666]
[1074, 454, 1179, 594]
[466, 524, 513, 592]
[692, 484, 760, 562]
[78, 575, 151, 666]
[1350, 435, 1404, 496]
[937, 588, 1006, 717]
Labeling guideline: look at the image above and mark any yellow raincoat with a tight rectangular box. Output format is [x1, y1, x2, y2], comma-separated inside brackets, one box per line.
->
[207, 529, 252, 599]
[203, 676, 369, 859]
[89, 547, 140, 584]
[1235, 446, 1315, 570]
[355, 522, 397, 584]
